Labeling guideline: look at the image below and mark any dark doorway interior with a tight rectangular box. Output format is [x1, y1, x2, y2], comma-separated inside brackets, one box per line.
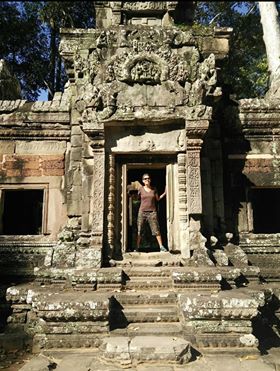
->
[252, 188, 280, 233]
[127, 168, 167, 252]
[2, 189, 44, 235]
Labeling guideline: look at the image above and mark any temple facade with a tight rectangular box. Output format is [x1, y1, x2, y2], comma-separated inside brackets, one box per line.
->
[0, 1, 279, 366]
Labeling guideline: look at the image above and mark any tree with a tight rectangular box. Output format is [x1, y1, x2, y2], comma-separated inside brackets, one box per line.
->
[194, 2, 269, 99]
[258, 1, 280, 98]
[0, 2, 49, 101]
[39, 1, 95, 99]
[0, 1, 95, 101]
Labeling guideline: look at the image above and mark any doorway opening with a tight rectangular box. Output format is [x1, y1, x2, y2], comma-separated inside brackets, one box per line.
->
[251, 187, 280, 233]
[126, 168, 167, 252]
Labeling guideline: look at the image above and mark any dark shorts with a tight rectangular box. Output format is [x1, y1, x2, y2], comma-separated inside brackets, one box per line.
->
[137, 211, 160, 236]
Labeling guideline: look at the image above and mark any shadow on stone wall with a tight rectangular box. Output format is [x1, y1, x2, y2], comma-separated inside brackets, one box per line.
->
[201, 84, 252, 246]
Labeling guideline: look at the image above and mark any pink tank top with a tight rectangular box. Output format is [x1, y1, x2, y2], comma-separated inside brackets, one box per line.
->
[138, 187, 158, 211]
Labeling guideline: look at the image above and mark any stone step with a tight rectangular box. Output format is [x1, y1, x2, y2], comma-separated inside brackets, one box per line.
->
[100, 335, 192, 365]
[114, 291, 177, 305]
[116, 252, 182, 267]
[123, 266, 172, 277]
[7, 287, 111, 323]
[123, 304, 179, 323]
[125, 280, 173, 289]
[110, 322, 183, 336]
[33, 333, 102, 352]
[127, 322, 183, 336]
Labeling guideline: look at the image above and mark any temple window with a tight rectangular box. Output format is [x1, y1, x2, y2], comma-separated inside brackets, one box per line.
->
[0, 186, 47, 235]
[251, 188, 280, 234]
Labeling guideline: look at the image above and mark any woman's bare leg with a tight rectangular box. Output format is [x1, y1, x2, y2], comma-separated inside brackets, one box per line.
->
[156, 235, 167, 251]
[156, 234, 163, 246]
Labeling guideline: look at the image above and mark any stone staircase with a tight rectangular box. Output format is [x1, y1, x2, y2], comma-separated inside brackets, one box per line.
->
[2, 251, 274, 366]
[112, 252, 185, 340]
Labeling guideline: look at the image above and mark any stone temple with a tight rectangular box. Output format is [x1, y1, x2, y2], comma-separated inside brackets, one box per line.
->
[0, 1, 279, 367]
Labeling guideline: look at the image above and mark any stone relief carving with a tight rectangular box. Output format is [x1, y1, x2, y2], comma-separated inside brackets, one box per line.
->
[91, 153, 105, 231]
[130, 59, 161, 84]
[187, 150, 202, 214]
[186, 105, 212, 120]
[188, 53, 221, 106]
[75, 83, 118, 131]
[172, 31, 196, 47]
[70, 28, 198, 86]
[122, 1, 176, 11]
[65, 27, 220, 131]
[111, 130, 185, 152]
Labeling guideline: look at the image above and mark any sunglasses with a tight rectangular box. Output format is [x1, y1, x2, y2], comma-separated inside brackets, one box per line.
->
[143, 177, 150, 180]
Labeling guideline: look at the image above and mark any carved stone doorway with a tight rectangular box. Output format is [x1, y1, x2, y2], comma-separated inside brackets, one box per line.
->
[114, 155, 179, 257]
[126, 167, 167, 252]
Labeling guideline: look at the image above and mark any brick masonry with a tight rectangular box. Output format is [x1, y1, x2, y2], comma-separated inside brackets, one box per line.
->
[0, 154, 64, 177]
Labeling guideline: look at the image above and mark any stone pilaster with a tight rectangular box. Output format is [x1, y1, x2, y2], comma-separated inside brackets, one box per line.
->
[75, 115, 105, 268]
[185, 107, 210, 251]
[177, 153, 189, 258]
[90, 142, 105, 248]
[107, 154, 115, 258]
[186, 139, 203, 215]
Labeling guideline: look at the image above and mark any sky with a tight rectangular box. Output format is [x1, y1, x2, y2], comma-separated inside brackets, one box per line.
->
[38, 89, 48, 101]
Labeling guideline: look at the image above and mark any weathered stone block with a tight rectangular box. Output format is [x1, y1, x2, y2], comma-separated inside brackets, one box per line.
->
[213, 250, 229, 266]
[172, 267, 222, 284]
[179, 291, 264, 322]
[224, 244, 248, 267]
[70, 134, 82, 147]
[101, 336, 192, 364]
[15, 141, 66, 154]
[52, 243, 76, 268]
[75, 248, 102, 268]
[70, 147, 82, 161]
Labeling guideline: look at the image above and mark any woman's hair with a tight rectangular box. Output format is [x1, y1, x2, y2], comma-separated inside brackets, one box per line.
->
[142, 173, 150, 180]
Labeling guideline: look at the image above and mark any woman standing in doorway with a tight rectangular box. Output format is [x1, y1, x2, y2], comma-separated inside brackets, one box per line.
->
[136, 173, 167, 252]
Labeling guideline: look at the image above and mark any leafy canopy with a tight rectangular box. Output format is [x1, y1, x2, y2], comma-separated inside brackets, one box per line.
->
[194, 2, 269, 98]
[0, 1, 95, 101]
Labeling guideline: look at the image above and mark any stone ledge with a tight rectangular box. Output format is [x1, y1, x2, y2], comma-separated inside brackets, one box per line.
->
[100, 335, 192, 365]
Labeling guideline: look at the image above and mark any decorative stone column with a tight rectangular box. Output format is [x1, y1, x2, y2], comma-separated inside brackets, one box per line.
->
[107, 154, 115, 257]
[177, 153, 189, 258]
[185, 106, 211, 251]
[75, 111, 105, 268]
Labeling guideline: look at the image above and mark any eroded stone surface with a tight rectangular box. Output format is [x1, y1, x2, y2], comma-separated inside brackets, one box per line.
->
[101, 335, 192, 364]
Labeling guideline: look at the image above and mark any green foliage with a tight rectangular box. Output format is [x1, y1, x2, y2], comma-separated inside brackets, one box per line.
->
[177, 22, 215, 36]
[0, 2, 48, 100]
[39, 1, 95, 99]
[0, 1, 95, 101]
[194, 1, 269, 98]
